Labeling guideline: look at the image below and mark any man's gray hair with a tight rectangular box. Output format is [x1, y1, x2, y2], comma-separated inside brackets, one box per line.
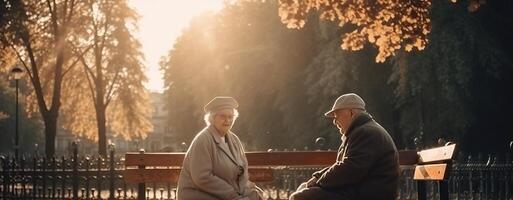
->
[204, 108, 240, 126]
[351, 108, 366, 114]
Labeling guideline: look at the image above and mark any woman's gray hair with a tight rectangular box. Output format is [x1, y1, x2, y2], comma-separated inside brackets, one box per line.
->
[204, 108, 240, 126]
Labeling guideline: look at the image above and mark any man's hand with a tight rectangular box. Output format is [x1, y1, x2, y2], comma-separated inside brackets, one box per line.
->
[306, 176, 319, 188]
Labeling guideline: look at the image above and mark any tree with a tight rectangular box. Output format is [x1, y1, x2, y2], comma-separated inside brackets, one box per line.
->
[1, 0, 88, 157]
[277, 0, 486, 63]
[389, 0, 513, 153]
[161, 1, 321, 150]
[1, 0, 152, 156]
[161, 0, 511, 154]
[60, 0, 153, 156]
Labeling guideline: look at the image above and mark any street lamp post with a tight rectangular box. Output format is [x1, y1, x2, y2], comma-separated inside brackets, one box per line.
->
[11, 66, 23, 160]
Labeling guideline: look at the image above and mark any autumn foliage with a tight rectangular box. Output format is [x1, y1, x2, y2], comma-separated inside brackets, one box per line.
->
[278, 0, 484, 62]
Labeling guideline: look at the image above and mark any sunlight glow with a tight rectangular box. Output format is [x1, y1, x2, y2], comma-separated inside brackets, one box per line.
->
[128, 0, 224, 93]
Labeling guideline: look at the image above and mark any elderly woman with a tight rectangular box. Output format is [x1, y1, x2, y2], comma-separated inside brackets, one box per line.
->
[177, 96, 263, 200]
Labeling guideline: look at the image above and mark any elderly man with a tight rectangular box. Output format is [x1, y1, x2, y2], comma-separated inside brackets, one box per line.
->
[290, 93, 400, 200]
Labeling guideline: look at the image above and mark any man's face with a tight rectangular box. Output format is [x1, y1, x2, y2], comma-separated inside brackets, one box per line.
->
[332, 109, 354, 134]
[213, 108, 235, 135]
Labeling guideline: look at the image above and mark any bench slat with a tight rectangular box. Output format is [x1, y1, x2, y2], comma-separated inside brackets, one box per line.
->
[245, 152, 336, 166]
[125, 153, 185, 166]
[126, 150, 426, 167]
[248, 168, 275, 182]
[413, 163, 449, 180]
[126, 151, 338, 167]
[125, 168, 181, 184]
[125, 150, 436, 167]
[417, 144, 456, 164]
[124, 168, 274, 183]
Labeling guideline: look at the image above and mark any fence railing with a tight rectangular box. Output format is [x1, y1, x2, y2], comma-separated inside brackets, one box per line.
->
[1, 149, 512, 200]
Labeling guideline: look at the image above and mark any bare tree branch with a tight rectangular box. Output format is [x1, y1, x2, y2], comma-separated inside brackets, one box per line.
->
[77, 51, 97, 83]
[79, 53, 98, 107]
[46, 0, 58, 38]
[105, 65, 121, 107]
[64, 44, 93, 76]
[99, 2, 113, 57]
[6, 39, 35, 83]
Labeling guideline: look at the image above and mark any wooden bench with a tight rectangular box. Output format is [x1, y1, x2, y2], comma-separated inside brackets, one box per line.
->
[407, 143, 457, 200]
[125, 143, 456, 200]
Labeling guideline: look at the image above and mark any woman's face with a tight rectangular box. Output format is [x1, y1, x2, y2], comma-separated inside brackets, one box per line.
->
[213, 108, 235, 135]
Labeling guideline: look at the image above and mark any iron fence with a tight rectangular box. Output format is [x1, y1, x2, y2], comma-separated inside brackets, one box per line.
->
[1, 149, 512, 200]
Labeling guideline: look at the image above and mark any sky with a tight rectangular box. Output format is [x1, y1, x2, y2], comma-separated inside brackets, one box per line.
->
[128, 0, 224, 93]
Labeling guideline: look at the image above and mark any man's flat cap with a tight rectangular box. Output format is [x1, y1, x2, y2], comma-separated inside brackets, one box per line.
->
[325, 93, 365, 117]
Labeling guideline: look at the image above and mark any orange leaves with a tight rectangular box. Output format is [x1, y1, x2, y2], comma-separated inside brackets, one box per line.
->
[278, 0, 308, 29]
[368, 31, 376, 43]
[278, 0, 434, 62]
[342, 30, 365, 51]
[405, 44, 414, 52]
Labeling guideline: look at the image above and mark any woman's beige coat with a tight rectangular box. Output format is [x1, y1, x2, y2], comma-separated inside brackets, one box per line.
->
[176, 126, 261, 200]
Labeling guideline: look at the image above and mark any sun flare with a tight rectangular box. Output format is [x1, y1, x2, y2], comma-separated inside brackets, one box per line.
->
[128, 0, 224, 92]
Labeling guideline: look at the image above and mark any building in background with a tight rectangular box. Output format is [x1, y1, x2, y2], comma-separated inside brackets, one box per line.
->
[54, 92, 182, 155]
[136, 92, 181, 152]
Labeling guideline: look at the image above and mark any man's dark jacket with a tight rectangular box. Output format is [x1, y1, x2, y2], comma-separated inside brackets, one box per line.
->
[313, 112, 400, 200]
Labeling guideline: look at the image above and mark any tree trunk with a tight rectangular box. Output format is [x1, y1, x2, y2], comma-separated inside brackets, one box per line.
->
[96, 105, 107, 156]
[91, 24, 108, 156]
[43, 112, 58, 157]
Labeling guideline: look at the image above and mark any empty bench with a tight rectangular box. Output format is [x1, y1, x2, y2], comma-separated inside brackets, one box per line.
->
[124, 143, 456, 200]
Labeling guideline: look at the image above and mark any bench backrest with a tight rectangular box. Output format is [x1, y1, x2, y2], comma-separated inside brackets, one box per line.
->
[124, 144, 456, 184]
[124, 151, 338, 184]
[414, 143, 457, 181]
[410, 143, 457, 200]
